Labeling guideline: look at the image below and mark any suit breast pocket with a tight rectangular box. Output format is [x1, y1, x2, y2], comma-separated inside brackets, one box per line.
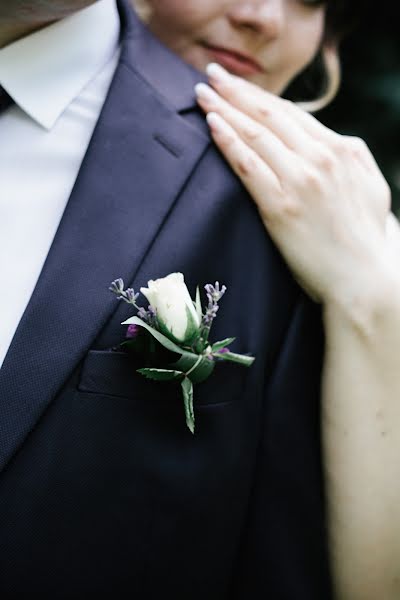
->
[77, 349, 247, 407]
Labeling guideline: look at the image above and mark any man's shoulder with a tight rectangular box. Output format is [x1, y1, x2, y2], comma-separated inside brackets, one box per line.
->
[118, 0, 207, 117]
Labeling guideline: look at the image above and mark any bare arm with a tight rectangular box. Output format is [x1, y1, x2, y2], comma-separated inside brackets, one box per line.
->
[322, 216, 400, 599]
[195, 63, 400, 598]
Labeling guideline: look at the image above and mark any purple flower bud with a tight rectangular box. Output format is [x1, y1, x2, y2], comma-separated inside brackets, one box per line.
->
[126, 324, 140, 339]
[204, 282, 227, 304]
[137, 307, 148, 320]
[125, 288, 140, 303]
[148, 305, 157, 317]
[109, 278, 125, 295]
[217, 347, 229, 354]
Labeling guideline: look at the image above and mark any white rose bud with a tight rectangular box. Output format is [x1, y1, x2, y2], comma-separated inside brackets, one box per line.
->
[140, 272, 201, 344]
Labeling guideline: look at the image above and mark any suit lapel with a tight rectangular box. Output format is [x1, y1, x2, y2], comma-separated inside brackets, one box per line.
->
[0, 0, 209, 472]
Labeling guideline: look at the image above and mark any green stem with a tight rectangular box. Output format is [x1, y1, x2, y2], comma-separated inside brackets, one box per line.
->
[185, 354, 203, 377]
[201, 325, 211, 345]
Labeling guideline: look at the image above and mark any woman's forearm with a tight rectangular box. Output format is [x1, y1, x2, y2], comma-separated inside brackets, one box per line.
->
[322, 266, 400, 600]
[191, 59, 400, 600]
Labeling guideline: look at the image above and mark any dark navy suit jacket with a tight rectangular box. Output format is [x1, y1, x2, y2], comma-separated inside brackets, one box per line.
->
[0, 1, 332, 597]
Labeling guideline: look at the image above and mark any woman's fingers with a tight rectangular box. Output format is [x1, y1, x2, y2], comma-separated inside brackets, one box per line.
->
[342, 135, 385, 174]
[205, 111, 283, 218]
[205, 62, 340, 147]
[194, 63, 393, 305]
[203, 64, 313, 156]
[195, 81, 347, 197]
[195, 82, 304, 181]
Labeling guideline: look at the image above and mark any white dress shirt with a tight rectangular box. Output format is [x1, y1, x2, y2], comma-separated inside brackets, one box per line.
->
[0, 0, 120, 368]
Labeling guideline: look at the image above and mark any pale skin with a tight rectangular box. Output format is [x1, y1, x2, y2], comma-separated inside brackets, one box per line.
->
[195, 61, 400, 600]
[194, 67, 400, 600]
[134, 0, 326, 96]
[135, 0, 400, 597]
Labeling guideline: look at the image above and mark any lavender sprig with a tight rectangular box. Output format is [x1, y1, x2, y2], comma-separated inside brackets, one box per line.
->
[109, 279, 140, 306]
[202, 282, 227, 327]
[137, 304, 158, 328]
[197, 281, 227, 347]
[109, 279, 157, 326]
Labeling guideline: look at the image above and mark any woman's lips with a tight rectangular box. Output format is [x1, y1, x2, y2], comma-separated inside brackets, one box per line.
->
[202, 44, 264, 77]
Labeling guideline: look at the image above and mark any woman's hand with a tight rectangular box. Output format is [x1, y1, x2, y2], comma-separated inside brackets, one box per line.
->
[195, 64, 400, 599]
[195, 63, 394, 308]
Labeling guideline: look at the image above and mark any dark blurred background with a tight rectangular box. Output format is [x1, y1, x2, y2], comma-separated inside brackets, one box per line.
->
[319, 1, 400, 212]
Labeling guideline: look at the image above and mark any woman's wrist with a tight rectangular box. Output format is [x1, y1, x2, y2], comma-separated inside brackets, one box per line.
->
[322, 260, 400, 340]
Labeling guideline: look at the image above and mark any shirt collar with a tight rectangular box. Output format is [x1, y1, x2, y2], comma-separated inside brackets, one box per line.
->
[0, 0, 120, 130]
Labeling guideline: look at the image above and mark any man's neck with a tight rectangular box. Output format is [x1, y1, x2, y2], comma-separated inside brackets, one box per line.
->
[0, 21, 55, 49]
[0, 1, 97, 49]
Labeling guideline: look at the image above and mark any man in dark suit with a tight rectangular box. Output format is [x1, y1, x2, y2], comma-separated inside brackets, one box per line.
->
[0, 1, 331, 597]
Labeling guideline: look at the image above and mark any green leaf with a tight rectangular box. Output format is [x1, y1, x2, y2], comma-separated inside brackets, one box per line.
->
[181, 377, 195, 434]
[214, 351, 255, 367]
[137, 368, 184, 381]
[182, 304, 202, 344]
[122, 316, 185, 355]
[140, 306, 200, 347]
[170, 353, 215, 384]
[195, 286, 203, 322]
[211, 337, 236, 352]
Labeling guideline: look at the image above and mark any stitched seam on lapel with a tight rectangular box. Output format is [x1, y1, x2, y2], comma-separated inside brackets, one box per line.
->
[153, 133, 182, 158]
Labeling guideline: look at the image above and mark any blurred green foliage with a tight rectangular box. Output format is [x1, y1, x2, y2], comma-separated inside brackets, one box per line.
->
[319, 6, 400, 212]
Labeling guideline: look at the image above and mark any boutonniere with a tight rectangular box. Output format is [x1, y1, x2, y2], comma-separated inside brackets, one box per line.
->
[109, 272, 255, 433]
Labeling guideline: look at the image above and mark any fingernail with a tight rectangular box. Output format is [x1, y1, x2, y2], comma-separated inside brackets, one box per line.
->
[194, 82, 220, 103]
[206, 62, 231, 84]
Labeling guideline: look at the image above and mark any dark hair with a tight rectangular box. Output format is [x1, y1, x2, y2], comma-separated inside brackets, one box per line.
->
[324, 0, 360, 45]
[284, 1, 360, 110]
